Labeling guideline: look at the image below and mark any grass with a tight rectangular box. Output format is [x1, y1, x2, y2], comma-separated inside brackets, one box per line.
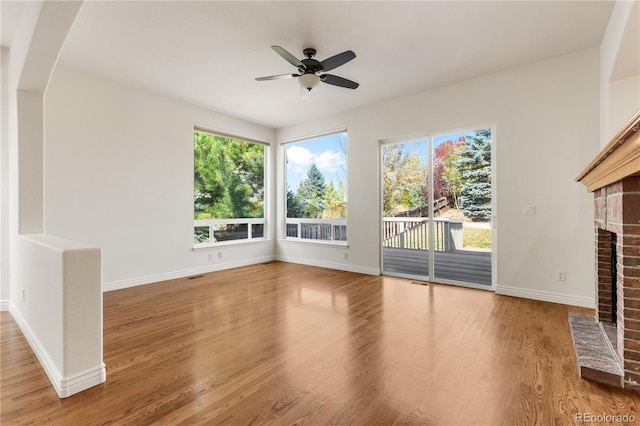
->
[463, 227, 492, 249]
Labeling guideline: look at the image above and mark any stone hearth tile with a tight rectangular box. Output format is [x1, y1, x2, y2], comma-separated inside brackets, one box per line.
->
[569, 313, 623, 388]
[601, 321, 617, 352]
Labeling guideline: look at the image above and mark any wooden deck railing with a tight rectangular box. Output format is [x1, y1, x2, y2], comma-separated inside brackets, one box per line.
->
[383, 217, 463, 251]
[194, 217, 461, 249]
[194, 218, 347, 245]
[286, 218, 347, 242]
[391, 196, 452, 218]
[194, 218, 265, 246]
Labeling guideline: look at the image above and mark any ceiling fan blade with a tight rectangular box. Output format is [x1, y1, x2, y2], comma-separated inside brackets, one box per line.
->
[271, 45, 305, 69]
[320, 74, 359, 89]
[320, 50, 356, 72]
[255, 73, 299, 81]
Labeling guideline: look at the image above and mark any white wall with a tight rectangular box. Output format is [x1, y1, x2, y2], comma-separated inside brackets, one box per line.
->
[277, 48, 600, 307]
[44, 66, 276, 289]
[4, 0, 106, 398]
[1, 47, 9, 309]
[14, 234, 104, 397]
[610, 75, 640, 132]
[600, 0, 640, 144]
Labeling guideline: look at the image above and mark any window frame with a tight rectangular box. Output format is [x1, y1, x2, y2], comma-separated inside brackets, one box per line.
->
[281, 130, 348, 245]
[193, 125, 270, 249]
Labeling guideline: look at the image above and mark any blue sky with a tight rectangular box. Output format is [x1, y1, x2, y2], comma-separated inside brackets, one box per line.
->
[398, 129, 485, 161]
[285, 129, 488, 190]
[286, 132, 347, 191]
[386, 130, 478, 157]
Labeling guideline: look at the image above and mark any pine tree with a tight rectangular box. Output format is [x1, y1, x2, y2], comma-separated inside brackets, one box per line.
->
[193, 132, 264, 219]
[297, 163, 326, 218]
[456, 129, 492, 220]
[286, 188, 305, 218]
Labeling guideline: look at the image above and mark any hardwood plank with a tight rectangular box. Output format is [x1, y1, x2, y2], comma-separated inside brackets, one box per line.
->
[1, 262, 639, 425]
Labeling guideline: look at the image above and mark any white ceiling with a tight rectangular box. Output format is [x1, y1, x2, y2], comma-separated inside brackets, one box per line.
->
[17, 1, 617, 128]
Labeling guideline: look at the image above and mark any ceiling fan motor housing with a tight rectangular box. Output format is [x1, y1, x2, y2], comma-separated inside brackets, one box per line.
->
[300, 48, 323, 77]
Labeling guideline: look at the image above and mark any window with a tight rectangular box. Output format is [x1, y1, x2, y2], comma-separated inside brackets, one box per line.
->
[194, 128, 266, 246]
[285, 131, 347, 242]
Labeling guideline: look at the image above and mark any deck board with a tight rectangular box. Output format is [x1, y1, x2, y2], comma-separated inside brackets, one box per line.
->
[383, 247, 492, 285]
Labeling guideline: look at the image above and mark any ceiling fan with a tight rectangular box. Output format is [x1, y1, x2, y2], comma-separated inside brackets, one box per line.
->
[256, 46, 359, 94]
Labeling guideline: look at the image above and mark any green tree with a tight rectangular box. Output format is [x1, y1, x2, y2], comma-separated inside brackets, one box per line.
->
[297, 163, 326, 218]
[194, 132, 264, 219]
[456, 129, 491, 220]
[382, 143, 428, 215]
[286, 188, 305, 218]
[323, 180, 347, 218]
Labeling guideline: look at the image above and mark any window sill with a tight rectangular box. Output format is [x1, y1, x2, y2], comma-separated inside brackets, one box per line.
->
[193, 238, 270, 252]
[280, 238, 349, 248]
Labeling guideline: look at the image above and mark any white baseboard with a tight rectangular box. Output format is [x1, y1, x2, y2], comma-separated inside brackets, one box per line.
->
[495, 285, 595, 308]
[0, 299, 9, 311]
[103, 255, 276, 292]
[9, 306, 106, 398]
[275, 255, 380, 276]
[58, 364, 107, 398]
[104, 259, 591, 309]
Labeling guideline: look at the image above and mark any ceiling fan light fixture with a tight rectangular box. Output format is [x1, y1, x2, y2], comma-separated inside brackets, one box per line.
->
[299, 73, 320, 91]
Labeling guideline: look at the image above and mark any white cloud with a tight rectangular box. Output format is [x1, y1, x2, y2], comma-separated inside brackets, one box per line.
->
[286, 145, 346, 190]
[315, 150, 345, 175]
[286, 145, 345, 175]
[286, 145, 314, 173]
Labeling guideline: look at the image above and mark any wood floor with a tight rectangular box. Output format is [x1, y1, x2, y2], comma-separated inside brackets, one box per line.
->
[2, 261, 640, 425]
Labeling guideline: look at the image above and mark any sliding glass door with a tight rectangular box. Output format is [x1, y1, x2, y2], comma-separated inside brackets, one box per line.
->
[381, 139, 431, 277]
[381, 128, 493, 288]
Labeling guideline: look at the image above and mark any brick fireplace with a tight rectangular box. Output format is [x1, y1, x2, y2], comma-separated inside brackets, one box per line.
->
[572, 111, 640, 391]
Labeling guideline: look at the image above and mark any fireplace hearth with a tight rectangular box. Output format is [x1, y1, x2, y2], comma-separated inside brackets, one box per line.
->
[573, 111, 640, 392]
[611, 232, 617, 326]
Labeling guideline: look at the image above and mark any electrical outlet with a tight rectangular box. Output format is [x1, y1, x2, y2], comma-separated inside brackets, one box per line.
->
[217, 251, 222, 259]
[556, 271, 566, 281]
[523, 205, 536, 215]
[208, 253, 214, 261]
[343, 251, 348, 259]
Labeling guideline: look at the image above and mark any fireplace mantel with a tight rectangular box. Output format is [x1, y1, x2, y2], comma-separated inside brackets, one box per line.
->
[576, 111, 640, 192]
[570, 109, 640, 393]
